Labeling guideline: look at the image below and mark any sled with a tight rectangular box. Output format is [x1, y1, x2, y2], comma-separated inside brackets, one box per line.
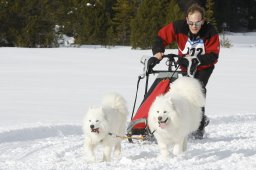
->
[126, 54, 199, 142]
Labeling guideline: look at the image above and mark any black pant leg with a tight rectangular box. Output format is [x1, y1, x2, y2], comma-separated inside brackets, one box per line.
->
[195, 66, 214, 130]
[194, 66, 215, 96]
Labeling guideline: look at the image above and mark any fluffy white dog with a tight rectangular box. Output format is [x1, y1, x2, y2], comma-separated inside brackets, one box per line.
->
[83, 93, 128, 162]
[148, 77, 205, 160]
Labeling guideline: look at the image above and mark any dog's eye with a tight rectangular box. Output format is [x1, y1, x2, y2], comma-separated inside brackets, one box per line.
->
[164, 111, 167, 113]
[157, 111, 159, 113]
[96, 120, 99, 122]
[89, 120, 91, 122]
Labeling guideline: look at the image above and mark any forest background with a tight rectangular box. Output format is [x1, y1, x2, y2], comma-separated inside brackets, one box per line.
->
[0, 0, 255, 48]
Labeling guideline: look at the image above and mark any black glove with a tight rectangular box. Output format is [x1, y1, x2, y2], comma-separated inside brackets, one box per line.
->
[152, 36, 165, 55]
[177, 57, 189, 67]
[177, 57, 199, 67]
[177, 57, 199, 76]
[189, 58, 199, 75]
[147, 57, 160, 72]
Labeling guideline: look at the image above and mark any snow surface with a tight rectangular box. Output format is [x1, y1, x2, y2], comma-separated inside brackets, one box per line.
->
[0, 33, 256, 169]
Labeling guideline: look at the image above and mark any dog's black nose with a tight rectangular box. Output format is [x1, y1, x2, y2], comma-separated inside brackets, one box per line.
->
[90, 125, 94, 129]
[158, 116, 162, 121]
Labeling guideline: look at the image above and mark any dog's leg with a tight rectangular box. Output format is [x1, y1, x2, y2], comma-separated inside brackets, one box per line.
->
[113, 141, 121, 158]
[85, 142, 96, 163]
[182, 137, 187, 152]
[173, 137, 186, 155]
[158, 143, 169, 160]
[103, 144, 112, 162]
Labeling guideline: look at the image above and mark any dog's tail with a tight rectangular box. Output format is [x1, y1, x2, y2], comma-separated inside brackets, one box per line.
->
[102, 93, 129, 116]
[170, 77, 205, 107]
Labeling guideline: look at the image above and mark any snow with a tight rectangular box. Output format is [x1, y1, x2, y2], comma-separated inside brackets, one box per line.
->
[0, 33, 256, 169]
[222, 32, 256, 47]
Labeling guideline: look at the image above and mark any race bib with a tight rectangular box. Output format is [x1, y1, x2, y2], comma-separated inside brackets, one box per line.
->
[180, 38, 205, 56]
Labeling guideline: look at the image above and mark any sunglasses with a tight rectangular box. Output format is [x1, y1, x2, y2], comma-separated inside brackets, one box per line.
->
[187, 20, 203, 27]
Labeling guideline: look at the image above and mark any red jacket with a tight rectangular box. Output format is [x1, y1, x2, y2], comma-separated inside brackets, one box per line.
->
[152, 19, 220, 70]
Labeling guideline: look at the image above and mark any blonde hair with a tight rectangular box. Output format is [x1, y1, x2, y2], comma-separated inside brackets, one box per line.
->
[186, 4, 205, 19]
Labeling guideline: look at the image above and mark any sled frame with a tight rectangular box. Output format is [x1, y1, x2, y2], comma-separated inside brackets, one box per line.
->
[127, 54, 184, 142]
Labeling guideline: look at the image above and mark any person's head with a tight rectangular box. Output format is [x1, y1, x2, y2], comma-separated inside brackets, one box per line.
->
[186, 4, 205, 34]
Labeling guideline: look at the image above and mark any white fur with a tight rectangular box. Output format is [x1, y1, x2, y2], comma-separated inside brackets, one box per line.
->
[83, 93, 128, 162]
[148, 77, 205, 160]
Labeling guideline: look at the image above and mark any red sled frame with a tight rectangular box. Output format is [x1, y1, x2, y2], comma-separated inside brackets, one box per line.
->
[126, 54, 184, 142]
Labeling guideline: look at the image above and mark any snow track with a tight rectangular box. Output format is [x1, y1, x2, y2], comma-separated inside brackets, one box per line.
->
[0, 114, 256, 170]
[1, 44, 256, 169]
[0, 125, 82, 143]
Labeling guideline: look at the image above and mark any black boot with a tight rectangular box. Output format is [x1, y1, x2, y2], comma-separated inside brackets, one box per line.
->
[191, 107, 210, 139]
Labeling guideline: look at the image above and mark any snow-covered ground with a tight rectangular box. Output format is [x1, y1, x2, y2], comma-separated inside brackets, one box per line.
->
[0, 33, 256, 169]
[224, 32, 256, 47]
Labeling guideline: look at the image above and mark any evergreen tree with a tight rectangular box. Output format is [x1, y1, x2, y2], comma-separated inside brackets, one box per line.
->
[71, 0, 116, 45]
[1, 0, 255, 47]
[50, 1, 73, 37]
[20, 0, 58, 47]
[248, 0, 256, 31]
[106, 25, 115, 46]
[166, 0, 184, 23]
[112, 0, 136, 45]
[205, 0, 217, 27]
[83, 2, 108, 45]
[165, 0, 184, 48]
[131, 0, 183, 49]
[0, 0, 18, 46]
[131, 0, 169, 49]
[0, 0, 59, 47]
[103, 0, 117, 46]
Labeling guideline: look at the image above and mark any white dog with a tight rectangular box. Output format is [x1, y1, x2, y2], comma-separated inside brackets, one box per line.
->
[83, 93, 128, 162]
[148, 77, 205, 160]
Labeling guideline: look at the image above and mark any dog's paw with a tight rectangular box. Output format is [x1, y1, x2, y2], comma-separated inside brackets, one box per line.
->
[173, 149, 182, 156]
[113, 150, 121, 158]
[102, 157, 111, 162]
[173, 144, 184, 156]
[157, 154, 169, 161]
[86, 156, 96, 163]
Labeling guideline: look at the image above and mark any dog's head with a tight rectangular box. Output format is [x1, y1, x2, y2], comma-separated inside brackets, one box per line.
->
[84, 107, 107, 135]
[149, 95, 176, 129]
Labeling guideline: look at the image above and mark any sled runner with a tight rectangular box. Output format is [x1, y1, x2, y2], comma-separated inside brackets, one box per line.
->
[127, 54, 199, 142]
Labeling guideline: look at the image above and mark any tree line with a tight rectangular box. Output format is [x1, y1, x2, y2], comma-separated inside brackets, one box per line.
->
[0, 0, 255, 48]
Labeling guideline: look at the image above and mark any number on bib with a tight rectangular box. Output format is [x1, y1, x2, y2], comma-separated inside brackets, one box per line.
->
[181, 38, 205, 56]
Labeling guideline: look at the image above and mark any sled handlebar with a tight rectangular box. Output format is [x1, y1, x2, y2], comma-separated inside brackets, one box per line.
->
[162, 54, 199, 77]
[142, 53, 180, 75]
[140, 53, 198, 79]
[162, 53, 179, 59]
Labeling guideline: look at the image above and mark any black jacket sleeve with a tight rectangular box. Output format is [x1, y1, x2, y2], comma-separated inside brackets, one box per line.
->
[152, 36, 165, 55]
[197, 52, 219, 66]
